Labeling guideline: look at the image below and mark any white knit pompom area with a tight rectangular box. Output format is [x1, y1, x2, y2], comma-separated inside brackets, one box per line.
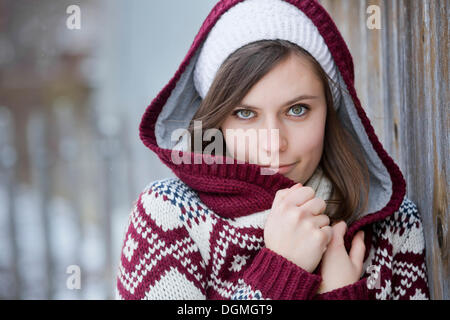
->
[193, 0, 341, 108]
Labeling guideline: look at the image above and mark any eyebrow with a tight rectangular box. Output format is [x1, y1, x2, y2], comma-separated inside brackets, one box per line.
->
[238, 94, 319, 110]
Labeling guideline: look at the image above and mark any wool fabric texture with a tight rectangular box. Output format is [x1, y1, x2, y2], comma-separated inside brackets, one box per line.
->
[116, 179, 429, 300]
[303, 166, 332, 201]
[193, 0, 342, 108]
[117, 0, 431, 300]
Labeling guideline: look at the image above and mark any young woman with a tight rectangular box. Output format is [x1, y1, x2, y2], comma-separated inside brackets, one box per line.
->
[117, 0, 430, 300]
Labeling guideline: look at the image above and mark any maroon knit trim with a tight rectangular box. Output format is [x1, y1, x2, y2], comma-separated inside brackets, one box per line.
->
[243, 247, 322, 300]
[138, 0, 406, 240]
[313, 277, 370, 300]
[139, 0, 243, 148]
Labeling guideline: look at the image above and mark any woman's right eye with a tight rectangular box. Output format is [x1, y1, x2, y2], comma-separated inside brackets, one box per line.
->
[232, 109, 255, 120]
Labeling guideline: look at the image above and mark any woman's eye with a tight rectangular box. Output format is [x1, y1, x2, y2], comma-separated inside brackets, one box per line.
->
[233, 109, 255, 119]
[232, 105, 308, 120]
[287, 104, 308, 117]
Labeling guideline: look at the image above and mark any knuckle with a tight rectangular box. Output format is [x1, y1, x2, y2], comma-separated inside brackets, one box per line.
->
[321, 227, 332, 242]
[278, 199, 288, 211]
[278, 187, 290, 196]
[274, 190, 285, 204]
[319, 198, 327, 211]
[301, 218, 314, 230]
[302, 186, 315, 198]
[274, 190, 281, 201]
[296, 206, 307, 219]
[275, 188, 287, 197]
[314, 229, 327, 243]
[284, 207, 298, 221]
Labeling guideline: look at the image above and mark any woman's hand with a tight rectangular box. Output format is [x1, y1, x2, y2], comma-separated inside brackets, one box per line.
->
[317, 221, 366, 294]
[264, 183, 333, 273]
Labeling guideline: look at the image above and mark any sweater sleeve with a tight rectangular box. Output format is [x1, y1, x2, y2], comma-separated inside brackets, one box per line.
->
[390, 200, 430, 300]
[311, 277, 370, 300]
[116, 185, 208, 300]
[116, 183, 324, 300]
[230, 247, 322, 300]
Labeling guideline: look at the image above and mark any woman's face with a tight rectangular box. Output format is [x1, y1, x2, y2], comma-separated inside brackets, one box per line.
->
[220, 52, 327, 184]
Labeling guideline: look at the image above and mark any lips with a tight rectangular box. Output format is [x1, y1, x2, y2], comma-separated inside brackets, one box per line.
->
[260, 161, 298, 174]
[261, 162, 297, 169]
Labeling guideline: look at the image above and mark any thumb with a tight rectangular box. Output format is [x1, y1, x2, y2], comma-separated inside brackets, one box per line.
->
[332, 221, 347, 241]
[349, 230, 366, 270]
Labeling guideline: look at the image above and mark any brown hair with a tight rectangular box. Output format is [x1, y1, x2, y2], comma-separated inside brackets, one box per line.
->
[184, 39, 369, 223]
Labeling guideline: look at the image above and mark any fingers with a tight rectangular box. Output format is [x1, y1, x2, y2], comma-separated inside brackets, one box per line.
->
[310, 213, 330, 228]
[328, 221, 347, 248]
[272, 183, 302, 209]
[272, 187, 293, 209]
[349, 230, 366, 270]
[320, 226, 333, 254]
[333, 221, 347, 238]
[283, 185, 315, 208]
[319, 225, 333, 250]
[300, 197, 327, 216]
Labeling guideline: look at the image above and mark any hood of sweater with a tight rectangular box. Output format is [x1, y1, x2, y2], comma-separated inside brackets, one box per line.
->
[138, 0, 406, 249]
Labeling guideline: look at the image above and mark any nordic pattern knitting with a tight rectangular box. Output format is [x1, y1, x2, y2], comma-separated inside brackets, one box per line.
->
[116, 178, 430, 300]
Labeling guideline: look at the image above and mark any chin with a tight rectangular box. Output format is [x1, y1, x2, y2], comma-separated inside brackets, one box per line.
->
[284, 167, 304, 183]
[283, 172, 300, 182]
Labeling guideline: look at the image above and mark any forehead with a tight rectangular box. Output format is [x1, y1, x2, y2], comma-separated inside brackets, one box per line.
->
[240, 53, 324, 107]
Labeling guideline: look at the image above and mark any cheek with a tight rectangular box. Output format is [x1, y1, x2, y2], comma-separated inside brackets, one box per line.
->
[291, 123, 325, 158]
[222, 125, 250, 161]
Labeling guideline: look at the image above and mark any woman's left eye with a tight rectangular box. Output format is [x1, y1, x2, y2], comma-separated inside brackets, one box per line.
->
[287, 104, 308, 117]
[233, 109, 255, 119]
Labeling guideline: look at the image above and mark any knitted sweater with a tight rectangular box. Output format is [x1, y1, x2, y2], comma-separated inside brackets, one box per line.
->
[116, 178, 429, 300]
[116, 0, 431, 300]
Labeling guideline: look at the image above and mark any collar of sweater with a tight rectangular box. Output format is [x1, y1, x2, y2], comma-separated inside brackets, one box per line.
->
[303, 166, 332, 202]
[138, 0, 406, 248]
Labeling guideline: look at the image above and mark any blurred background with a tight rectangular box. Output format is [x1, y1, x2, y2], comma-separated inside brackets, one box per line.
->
[0, 0, 447, 299]
[0, 0, 219, 299]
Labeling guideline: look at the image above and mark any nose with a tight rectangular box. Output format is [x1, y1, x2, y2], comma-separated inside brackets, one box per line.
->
[260, 117, 288, 155]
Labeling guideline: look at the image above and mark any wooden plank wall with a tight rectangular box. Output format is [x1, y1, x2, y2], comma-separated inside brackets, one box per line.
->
[319, 0, 449, 299]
